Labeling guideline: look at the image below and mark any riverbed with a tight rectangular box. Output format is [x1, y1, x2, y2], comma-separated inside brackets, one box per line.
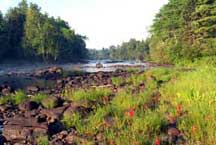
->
[0, 60, 149, 75]
[0, 60, 151, 90]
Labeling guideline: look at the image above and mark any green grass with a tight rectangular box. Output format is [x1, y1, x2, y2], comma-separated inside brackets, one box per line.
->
[126, 73, 146, 86]
[160, 66, 216, 144]
[36, 136, 49, 145]
[61, 111, 83, 130]
[0, 90, 27, 105]
[31, 93, 48, 103]
[60, 69, 168, 144]
[111, 76, 123, 86]
[64, 87, 112, 102]
[84, 106, 110, 134]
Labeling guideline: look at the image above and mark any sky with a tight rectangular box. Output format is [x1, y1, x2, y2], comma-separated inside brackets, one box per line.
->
[0, 0, 168, 49]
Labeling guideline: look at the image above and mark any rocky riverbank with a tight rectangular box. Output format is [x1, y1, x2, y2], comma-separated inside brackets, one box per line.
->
[0, 67, 132, 144]
[0, 66, 184, 145]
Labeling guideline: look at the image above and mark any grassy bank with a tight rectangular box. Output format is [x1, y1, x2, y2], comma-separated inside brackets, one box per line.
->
[62, 66, 216, 144]
[1, 66, 215, 144]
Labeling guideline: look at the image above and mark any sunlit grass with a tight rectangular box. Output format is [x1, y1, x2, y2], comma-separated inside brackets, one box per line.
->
[160, 66, 216, 144]
[31, 93, 48, 103]
[64, 87, 112, 102]
[61, 111, 83, 131]
[2, 66, 214, 144]
[0, 90, 27, 105]
[36, 136, 49, 145]
[126, 73, 146, 86]
[111, 76, 123, 86]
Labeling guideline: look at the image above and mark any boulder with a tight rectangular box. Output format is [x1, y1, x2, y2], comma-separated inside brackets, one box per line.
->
[26, 86, 40, 93]
[48, 121, 65, 136]
[96, 63, 103, 68]
[3, 115, 48, 142]
[167, 127, 180, 137]
[65, 132, 88, 144]
[0, 85, 13, 96]
[0, 135, 6, 145]
[40, 105, 69, 123]
[18, 101, 39, 112]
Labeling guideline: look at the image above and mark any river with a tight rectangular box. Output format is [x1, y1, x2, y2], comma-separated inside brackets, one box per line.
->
[0, 60, 150, 90]
[0, 60, 149, 75]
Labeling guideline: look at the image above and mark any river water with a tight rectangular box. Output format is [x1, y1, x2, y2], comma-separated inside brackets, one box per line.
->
[0, 60, 149, 75]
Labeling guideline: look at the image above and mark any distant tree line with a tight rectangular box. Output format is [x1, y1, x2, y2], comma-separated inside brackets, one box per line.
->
[89, 39, 150, 61]
[149, 0, 216, 63]
[88, 48, 110, 60]
[0, 0, 88, 63]
[109, 39, 150, 61]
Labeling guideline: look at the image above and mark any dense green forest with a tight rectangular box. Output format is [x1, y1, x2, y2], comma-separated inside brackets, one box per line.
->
[149, 0, 216, 63]
[0, 0, 88, 63]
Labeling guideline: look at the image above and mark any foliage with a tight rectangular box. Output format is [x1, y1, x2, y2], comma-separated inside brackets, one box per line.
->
[150, 0, 216, 63]
[0, 0, 88, 63]
[109, 38, 150, 61]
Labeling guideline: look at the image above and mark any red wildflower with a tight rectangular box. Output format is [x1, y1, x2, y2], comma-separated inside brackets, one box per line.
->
[129, 110, 134, 117]
[155, 138, 161, 145]
[176, 104, 182, 116]
[125, 109, 135, 117]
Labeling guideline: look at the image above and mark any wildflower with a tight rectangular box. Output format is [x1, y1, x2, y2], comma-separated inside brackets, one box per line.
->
[176, 104, 182, 116]
[192, 125, 197, 133]
[125, 109, 135, 117]
[129, 109, 135, 117]
[155, 138, 161, 145]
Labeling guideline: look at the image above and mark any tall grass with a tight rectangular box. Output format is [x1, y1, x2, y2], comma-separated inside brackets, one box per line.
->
[64, 87, 112, 102]
[160, 67, 216, 144]
[0, 90, 27, 105]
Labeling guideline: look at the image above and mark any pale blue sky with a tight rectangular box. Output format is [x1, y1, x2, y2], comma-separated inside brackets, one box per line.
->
[0, 0, 168, 49]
